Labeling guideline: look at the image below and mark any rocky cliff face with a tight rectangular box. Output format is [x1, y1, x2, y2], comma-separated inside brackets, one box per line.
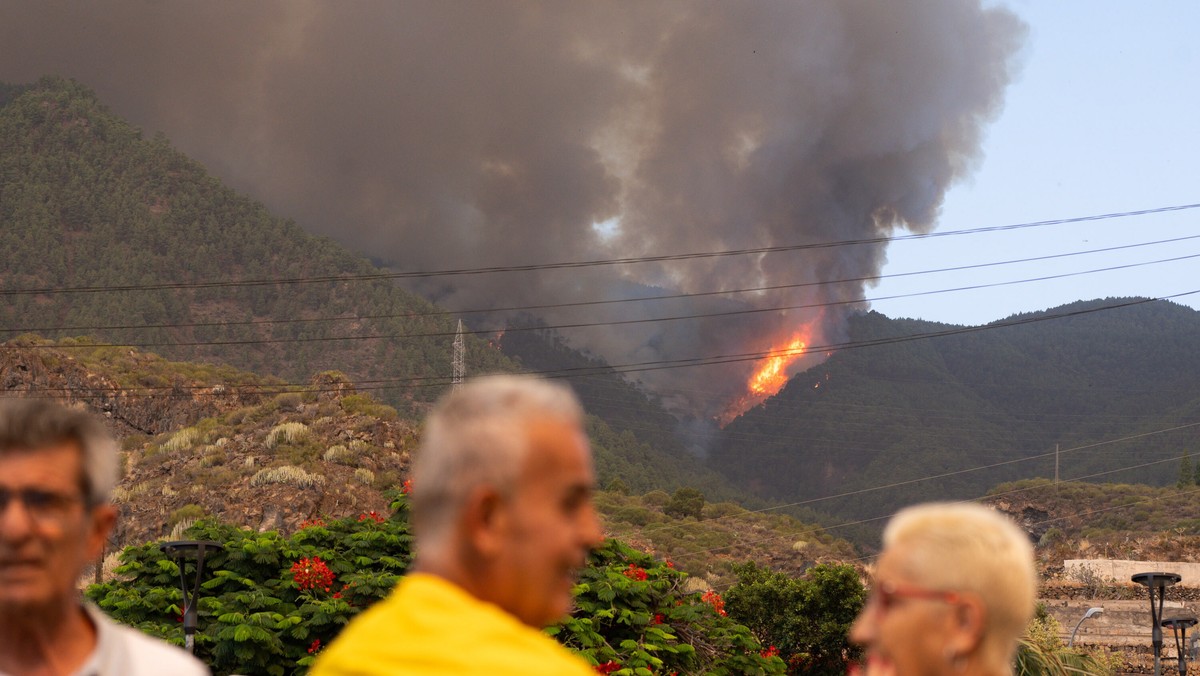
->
[2, 340, 414, 550]
[0, 343, 264, 436]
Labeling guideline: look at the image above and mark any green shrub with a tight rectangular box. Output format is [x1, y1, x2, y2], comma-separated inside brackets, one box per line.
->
[340, 394, 398, 420]
[612, 505, 655, 527]
[199, 446, 227, 468]
[605, 478, 630, 495]
[273, 392, 304, 412]
[702, 501, 745, 519]
[90, 501, 783, 676]
[168, 504, 207, 528]
[664, 487, 705, 520]
[642, 489, 670, 507]
[556, 540, 785, 675]
[88, 511, 413, 676]
[1039, 527, 1065, 547]
[1018, 609, 1116, 676]
[725, 561, 866, 676]
[282, 438, 324, 467]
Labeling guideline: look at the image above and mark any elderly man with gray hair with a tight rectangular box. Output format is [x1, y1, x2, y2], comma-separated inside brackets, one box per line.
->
[314, 375, 604, 675]
[0, 398, 209, 675]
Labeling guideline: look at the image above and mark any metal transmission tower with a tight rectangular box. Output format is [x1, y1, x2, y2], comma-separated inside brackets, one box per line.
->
[452, 319, 465, 389]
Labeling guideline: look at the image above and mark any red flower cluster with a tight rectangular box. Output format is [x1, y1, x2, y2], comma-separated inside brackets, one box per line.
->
[291, 556, 335, 592]
[760, 644, 779, 659]
[701, 590, 727, 616]
[358, 511, 385, 523]
[401, 478, 413, 494]
[653, 613, 665, 625]
[299, 517, 326, 529]
[595, 661, 621, 674]
[622, 564, 648, 581]
[307, 638, 322, 654]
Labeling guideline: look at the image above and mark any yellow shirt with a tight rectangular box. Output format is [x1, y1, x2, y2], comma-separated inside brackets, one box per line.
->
[311, 573, 595, 676]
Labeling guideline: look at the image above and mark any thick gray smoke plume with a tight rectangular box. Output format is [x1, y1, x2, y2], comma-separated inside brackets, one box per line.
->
[0, 1, 1025, 419]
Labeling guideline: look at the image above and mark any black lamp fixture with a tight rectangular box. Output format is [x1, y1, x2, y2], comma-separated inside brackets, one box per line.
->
[160, 540, 224, 654]
[1163, 616, 1199, 676]
[1134, 572, 1183, 676]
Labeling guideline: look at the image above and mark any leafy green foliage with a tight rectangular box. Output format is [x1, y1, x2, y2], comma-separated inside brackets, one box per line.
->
[724, 562, 866, 676]
[556, 540, 785, 675]
[88, 496, 414, 676]
[90, 497, 787, 675]
[664, 488, 705, 520]
[1018, 607, 1116, 676]
[1015, 639, 1115, 676]
[339, 394, 398, 420]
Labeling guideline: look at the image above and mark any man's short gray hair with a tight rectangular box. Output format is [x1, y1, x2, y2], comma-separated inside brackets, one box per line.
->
[411, 375, 583, 544]
[0, 398, 119, 505]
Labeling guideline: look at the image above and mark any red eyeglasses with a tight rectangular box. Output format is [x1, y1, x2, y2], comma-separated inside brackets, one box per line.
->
[867, 581, 961, 613]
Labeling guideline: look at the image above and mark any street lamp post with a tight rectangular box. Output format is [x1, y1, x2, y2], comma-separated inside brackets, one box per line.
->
[160, 540, 224, 654]
[1133, 572, 1183, 676]
[1163, 617, 1198, 676]
[1069, 607, 1105, 647]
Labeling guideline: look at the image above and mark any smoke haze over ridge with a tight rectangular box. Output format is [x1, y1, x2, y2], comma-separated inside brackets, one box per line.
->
[0, 1, 1026, 418]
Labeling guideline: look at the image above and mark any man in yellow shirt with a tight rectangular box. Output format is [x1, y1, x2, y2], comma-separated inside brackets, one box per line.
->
[313, 376, 604, 675]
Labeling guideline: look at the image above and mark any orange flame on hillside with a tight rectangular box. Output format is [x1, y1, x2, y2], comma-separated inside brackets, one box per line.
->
[748, 335, 808, 395]
[717, 326, 815, 427]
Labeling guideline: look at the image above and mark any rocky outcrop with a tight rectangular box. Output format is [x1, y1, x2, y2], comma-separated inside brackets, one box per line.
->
[0, 343, 264, 435]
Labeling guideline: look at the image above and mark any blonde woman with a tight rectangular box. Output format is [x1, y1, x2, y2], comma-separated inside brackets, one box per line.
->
[850, 503, 1036, 676]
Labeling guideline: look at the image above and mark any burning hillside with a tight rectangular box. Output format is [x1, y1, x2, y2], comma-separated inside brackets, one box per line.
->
[0, 2, 1027, 419]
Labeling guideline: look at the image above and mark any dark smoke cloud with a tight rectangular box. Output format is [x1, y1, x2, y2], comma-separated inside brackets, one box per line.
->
[0, 1, 1026, 418]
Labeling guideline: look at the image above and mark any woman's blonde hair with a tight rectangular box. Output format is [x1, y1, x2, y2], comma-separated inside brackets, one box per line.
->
[884, 502, 1036, 671]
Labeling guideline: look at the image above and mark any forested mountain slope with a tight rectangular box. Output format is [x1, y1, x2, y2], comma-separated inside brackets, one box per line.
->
[0, 76, 512, 412]
[0, 76, 738, 499]
[499, 321, 739, 498]
[710, 300, 1200, 522]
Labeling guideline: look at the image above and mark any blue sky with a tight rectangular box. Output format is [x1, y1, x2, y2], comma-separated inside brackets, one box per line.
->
[870, 1, 1200, 326]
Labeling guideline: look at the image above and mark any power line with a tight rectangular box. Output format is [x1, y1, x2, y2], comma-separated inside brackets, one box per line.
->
[9, 291, 1199, 393]
[794, 481, 1200, 571]
[6, 258, 1198, 353]
[3, 233, 1197, 336]
[604, 420, 1200, 542]
[2, 202, 1197, 297]
[695, 453, 1198, 576]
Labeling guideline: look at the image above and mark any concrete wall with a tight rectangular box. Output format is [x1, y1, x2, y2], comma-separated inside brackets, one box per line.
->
[1043, 599, 1199, 651]
[1065, 560, 1200, 587]
[1050, 559, 1200, 657]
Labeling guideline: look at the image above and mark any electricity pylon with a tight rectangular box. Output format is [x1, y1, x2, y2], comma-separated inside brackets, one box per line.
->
[452, 319, 465, 389]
